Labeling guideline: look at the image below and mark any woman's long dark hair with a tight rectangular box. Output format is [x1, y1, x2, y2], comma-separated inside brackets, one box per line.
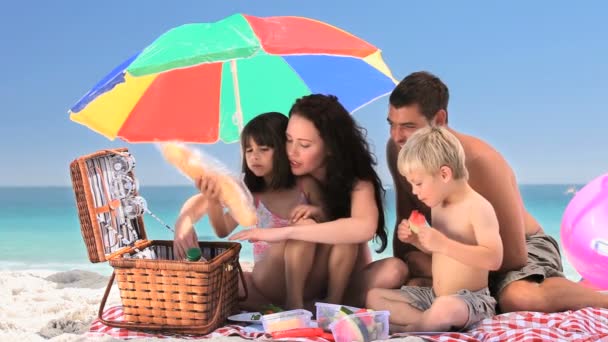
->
[240, 112, 295, 193]
[289, 94, 387, 252]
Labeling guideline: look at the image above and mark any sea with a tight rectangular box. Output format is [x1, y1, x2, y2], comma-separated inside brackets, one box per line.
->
[0, 185, 582, 280]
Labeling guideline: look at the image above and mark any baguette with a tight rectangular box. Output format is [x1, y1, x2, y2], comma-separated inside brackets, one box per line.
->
[160, 142, 257, 227]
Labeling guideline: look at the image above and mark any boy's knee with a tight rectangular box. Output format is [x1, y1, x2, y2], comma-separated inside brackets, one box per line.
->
[428, 297, 468, 326]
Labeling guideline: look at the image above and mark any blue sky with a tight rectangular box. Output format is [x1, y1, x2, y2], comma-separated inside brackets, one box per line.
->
[1, 1, 606, 186]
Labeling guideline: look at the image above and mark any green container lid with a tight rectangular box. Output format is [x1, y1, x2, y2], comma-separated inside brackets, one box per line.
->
[186, 247, 202, 261]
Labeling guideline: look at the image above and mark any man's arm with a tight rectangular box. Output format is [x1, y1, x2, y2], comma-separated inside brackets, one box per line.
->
[386, 140, 428, 260]
[467, 154, 527, 271]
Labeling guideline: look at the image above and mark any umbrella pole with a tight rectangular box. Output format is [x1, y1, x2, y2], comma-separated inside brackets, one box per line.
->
[230, 60, 244, 133]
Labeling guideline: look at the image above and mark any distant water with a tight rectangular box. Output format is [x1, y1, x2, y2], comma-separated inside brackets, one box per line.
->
[0, 185, 582, 279]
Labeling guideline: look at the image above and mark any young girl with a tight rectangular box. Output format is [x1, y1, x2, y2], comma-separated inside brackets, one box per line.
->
[173, 112, 325, 309]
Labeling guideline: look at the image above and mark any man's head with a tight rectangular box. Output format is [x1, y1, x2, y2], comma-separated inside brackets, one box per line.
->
[387, 71, 449, 148]
[397, 126, 467, 207]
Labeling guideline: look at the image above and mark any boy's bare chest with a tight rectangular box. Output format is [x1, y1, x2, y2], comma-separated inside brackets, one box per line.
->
[432, 208, 477, 245]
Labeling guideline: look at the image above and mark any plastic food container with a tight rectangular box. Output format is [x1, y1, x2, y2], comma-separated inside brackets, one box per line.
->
[329, 310, 390, 342]
[315, 302, 360, 331]
[261, 309, 313, 333]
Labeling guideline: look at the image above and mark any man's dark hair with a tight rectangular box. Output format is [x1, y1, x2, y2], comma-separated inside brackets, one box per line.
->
[389, 71, 449, 123]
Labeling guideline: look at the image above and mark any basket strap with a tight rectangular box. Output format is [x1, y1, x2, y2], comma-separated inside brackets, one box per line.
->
[236, 260, 248, 301]
[97, 268, 229, 332]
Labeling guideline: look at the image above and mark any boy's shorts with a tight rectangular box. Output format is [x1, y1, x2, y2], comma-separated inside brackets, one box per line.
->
[399, 286, 496, 329]
[489, 233, 564, 297]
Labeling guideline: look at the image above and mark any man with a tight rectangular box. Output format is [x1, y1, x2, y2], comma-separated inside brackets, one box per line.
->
[365, 71, 607, 313]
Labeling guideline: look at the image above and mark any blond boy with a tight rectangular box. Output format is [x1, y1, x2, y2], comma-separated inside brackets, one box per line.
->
[366, 126, 503, 332]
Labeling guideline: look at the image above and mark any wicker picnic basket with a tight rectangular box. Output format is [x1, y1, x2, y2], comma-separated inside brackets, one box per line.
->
[69, 148, 246, 334]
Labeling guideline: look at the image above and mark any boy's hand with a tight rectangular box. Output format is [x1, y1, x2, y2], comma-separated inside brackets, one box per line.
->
[196, 176, 222, 202]
[397, 219, 418, 243]
[290, 204, 322, 223]
[416, 225, 447, 253]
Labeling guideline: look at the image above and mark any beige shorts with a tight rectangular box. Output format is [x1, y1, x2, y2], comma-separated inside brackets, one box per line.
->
[399, 286, 496, 330]
[489, 233, 564, 297]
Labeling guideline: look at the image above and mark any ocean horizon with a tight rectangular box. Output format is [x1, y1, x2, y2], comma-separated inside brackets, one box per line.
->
[0, 184, 583, 280]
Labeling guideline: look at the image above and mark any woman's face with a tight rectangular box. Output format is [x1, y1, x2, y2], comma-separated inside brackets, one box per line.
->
[285, 114, 327, 180]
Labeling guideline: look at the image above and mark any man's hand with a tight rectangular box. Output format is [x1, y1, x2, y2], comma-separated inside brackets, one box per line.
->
[416, 225, 448, 253]
[397, 219, 418, 244]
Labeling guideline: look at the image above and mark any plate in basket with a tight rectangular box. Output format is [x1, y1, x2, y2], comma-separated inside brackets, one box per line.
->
[228, 312, 263, 323]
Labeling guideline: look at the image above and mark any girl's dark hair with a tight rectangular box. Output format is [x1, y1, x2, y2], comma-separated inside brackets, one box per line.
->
[241, 112, 295, 192]
[289, 94, 387, 252]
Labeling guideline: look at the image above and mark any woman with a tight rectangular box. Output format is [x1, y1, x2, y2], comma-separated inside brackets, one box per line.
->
[230, 94, 389, 307]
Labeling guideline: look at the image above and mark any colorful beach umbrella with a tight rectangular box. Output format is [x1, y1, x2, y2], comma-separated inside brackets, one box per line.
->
[69, 13, 397, 143]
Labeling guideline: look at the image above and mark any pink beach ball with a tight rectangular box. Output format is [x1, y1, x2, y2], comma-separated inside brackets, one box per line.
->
[561, 173, 608, 290]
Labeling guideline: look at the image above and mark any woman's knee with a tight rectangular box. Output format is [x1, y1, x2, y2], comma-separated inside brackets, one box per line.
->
[284, 239, 317, 257]
[330, 243, 359, 261]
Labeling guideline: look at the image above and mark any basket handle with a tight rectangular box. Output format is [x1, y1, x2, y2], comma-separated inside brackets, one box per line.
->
[97, 268, 228, 333]
[236, 260, 248, 301]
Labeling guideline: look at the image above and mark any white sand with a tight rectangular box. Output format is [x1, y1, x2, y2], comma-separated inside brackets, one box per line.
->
[0, 263, 254, 342]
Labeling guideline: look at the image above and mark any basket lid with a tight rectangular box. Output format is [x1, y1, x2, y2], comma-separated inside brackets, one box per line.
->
[70, 148, 148, 263]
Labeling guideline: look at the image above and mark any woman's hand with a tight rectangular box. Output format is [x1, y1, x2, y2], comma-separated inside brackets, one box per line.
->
[173, 223, 199, 260]
[290, 204, 322, 223]
[229, 227, 290, 243]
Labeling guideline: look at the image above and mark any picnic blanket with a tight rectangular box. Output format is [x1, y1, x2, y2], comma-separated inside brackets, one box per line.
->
[88, 306, 608, 341]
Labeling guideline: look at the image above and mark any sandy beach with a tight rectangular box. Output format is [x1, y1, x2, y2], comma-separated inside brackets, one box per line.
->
[0, 265, 418, 342]
[0, 264, 257, 342]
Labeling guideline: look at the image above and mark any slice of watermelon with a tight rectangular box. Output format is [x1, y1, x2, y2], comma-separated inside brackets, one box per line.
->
[408, 210, 426, 234]
[334, 315, 367, 342]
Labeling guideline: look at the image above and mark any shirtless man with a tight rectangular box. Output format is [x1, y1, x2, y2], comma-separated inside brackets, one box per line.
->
[360, 71, 608, 313]
[367, 126, 502, 332]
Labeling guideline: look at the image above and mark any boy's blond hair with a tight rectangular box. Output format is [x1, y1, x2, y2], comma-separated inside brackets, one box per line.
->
[397, 126, 468, 180]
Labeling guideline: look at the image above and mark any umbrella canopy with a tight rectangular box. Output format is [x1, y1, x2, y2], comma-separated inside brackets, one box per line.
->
[69, 13, 397, 143]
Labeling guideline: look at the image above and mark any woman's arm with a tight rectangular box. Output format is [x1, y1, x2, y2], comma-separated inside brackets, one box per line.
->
[231, 180, 378, 244]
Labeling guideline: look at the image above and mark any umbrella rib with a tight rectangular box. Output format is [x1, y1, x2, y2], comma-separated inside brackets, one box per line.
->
[230, 59, 244, 133]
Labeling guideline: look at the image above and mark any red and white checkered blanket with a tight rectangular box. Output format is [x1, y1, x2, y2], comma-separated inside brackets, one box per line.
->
[88, 306, 608, 341]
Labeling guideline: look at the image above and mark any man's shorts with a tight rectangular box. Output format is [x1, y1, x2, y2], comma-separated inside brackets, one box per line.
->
[489, 233, 564, 297]
[399, 286, 496, 329]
